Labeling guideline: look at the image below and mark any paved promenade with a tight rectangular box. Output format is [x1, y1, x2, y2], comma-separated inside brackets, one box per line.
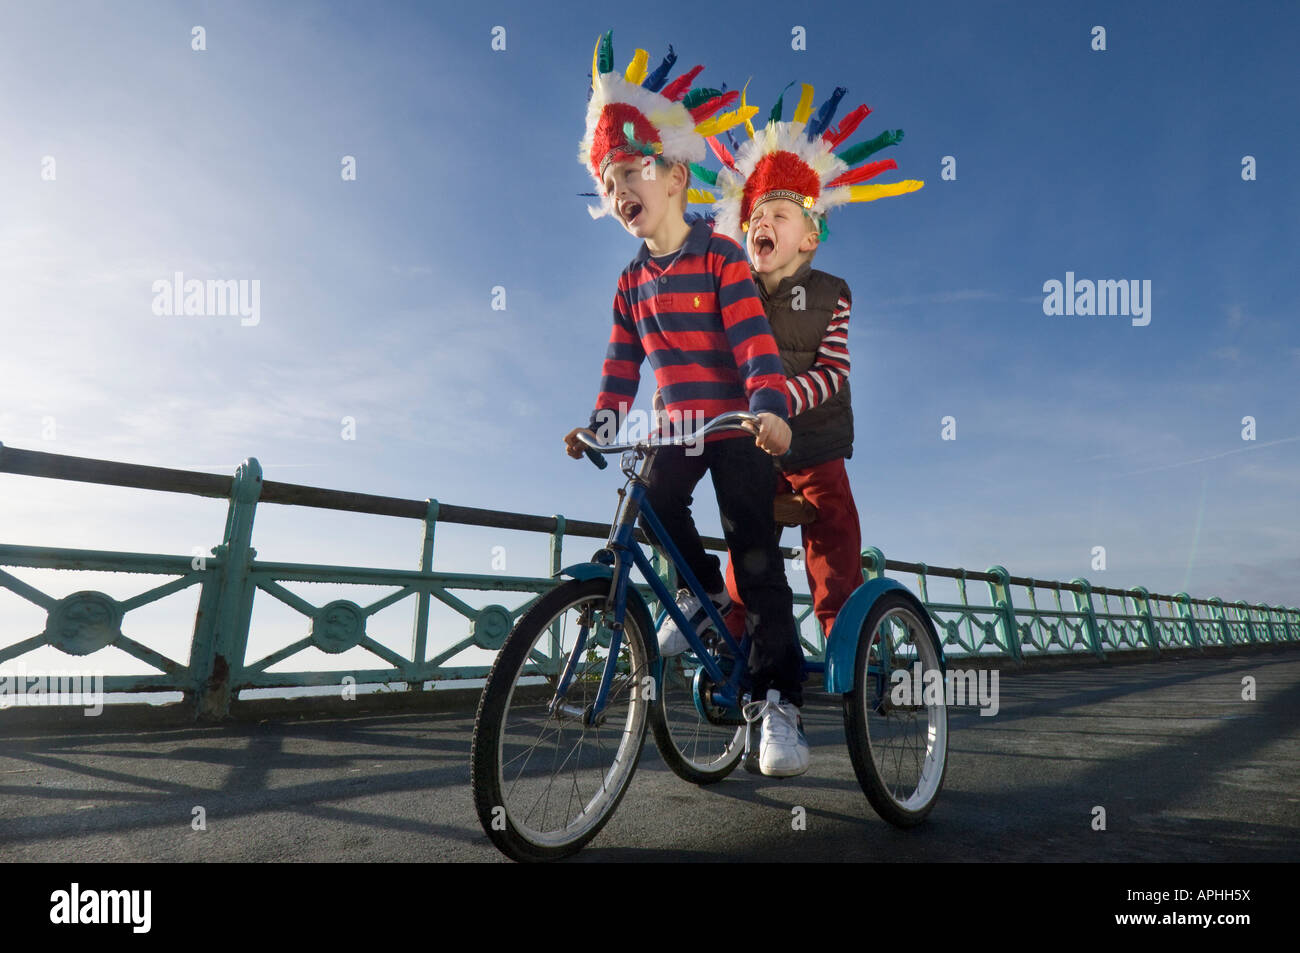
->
[2, 652, 1297, 862]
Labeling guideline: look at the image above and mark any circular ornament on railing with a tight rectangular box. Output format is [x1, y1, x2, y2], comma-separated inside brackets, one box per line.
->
[46, 591, 123, 656]
[310, 600, 366, 654]
[471, 605, 512, 650]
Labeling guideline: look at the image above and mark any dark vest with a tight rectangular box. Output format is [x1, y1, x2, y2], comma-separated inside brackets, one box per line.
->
[758, 264, 854, 471]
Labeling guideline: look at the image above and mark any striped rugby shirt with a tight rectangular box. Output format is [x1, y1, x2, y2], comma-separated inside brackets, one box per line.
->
[588, 218, 790, 441]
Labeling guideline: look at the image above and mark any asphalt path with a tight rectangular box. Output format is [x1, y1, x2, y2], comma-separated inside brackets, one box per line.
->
[1, 652, 1296, 862]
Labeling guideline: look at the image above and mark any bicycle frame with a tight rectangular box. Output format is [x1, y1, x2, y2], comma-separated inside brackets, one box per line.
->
[549, 445, 752, 726]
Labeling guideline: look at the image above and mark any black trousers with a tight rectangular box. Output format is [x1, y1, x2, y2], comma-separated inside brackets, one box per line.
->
[640, 436, 804, 705]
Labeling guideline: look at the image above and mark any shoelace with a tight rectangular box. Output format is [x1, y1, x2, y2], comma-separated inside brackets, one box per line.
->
[741, 696, 799, 757]
[673, 588, 731, 627]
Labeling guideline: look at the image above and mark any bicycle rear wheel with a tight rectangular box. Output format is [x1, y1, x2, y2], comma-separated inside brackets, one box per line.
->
[471, 577, 655, 861]
[842, 590, 948, 827]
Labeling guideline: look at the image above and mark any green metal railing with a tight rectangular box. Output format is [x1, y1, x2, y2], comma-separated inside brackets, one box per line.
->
[2, 441, 1297, 719]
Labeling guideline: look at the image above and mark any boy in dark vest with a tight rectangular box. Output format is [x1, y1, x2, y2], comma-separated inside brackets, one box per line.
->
[677, 82, 924, 648]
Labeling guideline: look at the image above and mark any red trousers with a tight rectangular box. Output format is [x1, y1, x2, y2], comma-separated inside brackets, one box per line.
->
[724, 457, 863, 642]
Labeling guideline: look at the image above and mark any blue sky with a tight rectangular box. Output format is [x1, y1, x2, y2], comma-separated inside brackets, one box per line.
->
[1, 1, 1297, 678]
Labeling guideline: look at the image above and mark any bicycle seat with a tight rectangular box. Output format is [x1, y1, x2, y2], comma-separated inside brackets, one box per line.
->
[774, 492, 817, 527]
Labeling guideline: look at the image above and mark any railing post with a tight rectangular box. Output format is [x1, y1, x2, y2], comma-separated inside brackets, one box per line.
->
[1129, 586, 1159, 656]
[1174, 592, 1203, 653]
[409, 499, 439, 691]
[1071, 578, 1106, 660]
[1236, 600, 1257, 643]
[986, 565, 1023, 662]
[1208, 597, 1232, 646]
[1263, 603, 1281, 644]
[197, 457, 262, 719]
[862, 546, 886, 581]
[550, 514, 566, 575]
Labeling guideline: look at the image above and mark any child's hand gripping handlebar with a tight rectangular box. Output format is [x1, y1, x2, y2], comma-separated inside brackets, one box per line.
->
[568, 411, 764, 469]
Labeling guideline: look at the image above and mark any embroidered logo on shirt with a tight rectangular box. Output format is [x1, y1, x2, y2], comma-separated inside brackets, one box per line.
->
[693, 295, 701, 309]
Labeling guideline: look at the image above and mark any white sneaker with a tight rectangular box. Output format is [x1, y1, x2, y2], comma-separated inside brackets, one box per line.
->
[743, 689, 810, 778]
[658, 588, 731, 658]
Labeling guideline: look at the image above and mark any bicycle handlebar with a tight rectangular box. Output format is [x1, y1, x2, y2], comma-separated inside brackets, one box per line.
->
[576, 410, 761, 461]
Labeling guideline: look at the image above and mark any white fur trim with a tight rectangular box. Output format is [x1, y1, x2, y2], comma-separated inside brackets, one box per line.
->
[709, 119, 859, 233]
[578, 71, 706, 188]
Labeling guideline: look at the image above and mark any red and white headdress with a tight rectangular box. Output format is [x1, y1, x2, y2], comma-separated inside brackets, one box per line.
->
[578, 31, 757, 219]
[691, 83, 924, 242]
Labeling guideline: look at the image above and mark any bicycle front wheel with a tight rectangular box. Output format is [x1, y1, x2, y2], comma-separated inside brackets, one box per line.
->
[471, 577, 656, 862]
[843, 590, 948, 828]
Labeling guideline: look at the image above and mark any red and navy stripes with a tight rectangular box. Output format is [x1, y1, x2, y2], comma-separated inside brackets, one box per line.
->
[591, 220, 789, 437]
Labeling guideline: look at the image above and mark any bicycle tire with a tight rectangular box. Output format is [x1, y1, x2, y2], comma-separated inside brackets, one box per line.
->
[650, 641, 746, 785]
[470, 577, 656, 861]
[842, 590, 948, 827]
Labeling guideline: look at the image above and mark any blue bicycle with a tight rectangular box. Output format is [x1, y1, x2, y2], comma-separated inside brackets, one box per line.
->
[470, 412, 948, 861]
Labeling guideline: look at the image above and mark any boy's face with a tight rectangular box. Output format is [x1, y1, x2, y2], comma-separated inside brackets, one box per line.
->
[746, 197, 819, 276]
[601, 157, 683, 239]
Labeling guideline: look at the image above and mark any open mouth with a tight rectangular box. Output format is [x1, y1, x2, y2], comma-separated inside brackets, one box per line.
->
[753, 235, 776, 255]
[620, 201, 644, 225]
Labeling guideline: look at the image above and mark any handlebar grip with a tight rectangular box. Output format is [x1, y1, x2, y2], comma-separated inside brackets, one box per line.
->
[584, 447, 608, 469]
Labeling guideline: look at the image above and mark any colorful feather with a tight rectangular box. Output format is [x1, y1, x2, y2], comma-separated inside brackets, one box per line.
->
[826, 158, 897, 187]
[768, 81, 795, 124]
[689, 163, 718, 185]
[687, 90, 739, 122]
[682, 87, 724, 111]
[740, 78, 756, 138]
[641, 45, 676, 92]
[707, 135, 737, 171]
[624, 49, 649, 85]
[595, 31, 614, 75]
[806, 87, 846, 140]
[661, 64, 704, 101]
[688, 188, 716, 204]
[835, 129, 904, 166]
[822, 104, 871, 148]
[791, 83, 814, 125]
[692, 105, 758, 138]
[847, 180, 924, 202]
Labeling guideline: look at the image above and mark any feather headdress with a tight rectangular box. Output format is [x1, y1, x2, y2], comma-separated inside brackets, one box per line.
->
[578, 31, 757, 219]
[689, 83, 924, 242]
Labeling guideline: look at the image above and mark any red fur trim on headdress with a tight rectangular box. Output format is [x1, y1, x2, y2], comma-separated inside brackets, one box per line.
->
[590, 103, 661, 179]
[741, 151, 822, 223]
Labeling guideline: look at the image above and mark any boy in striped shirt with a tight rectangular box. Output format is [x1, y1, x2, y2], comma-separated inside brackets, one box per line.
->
[563, 34, 811, 777]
